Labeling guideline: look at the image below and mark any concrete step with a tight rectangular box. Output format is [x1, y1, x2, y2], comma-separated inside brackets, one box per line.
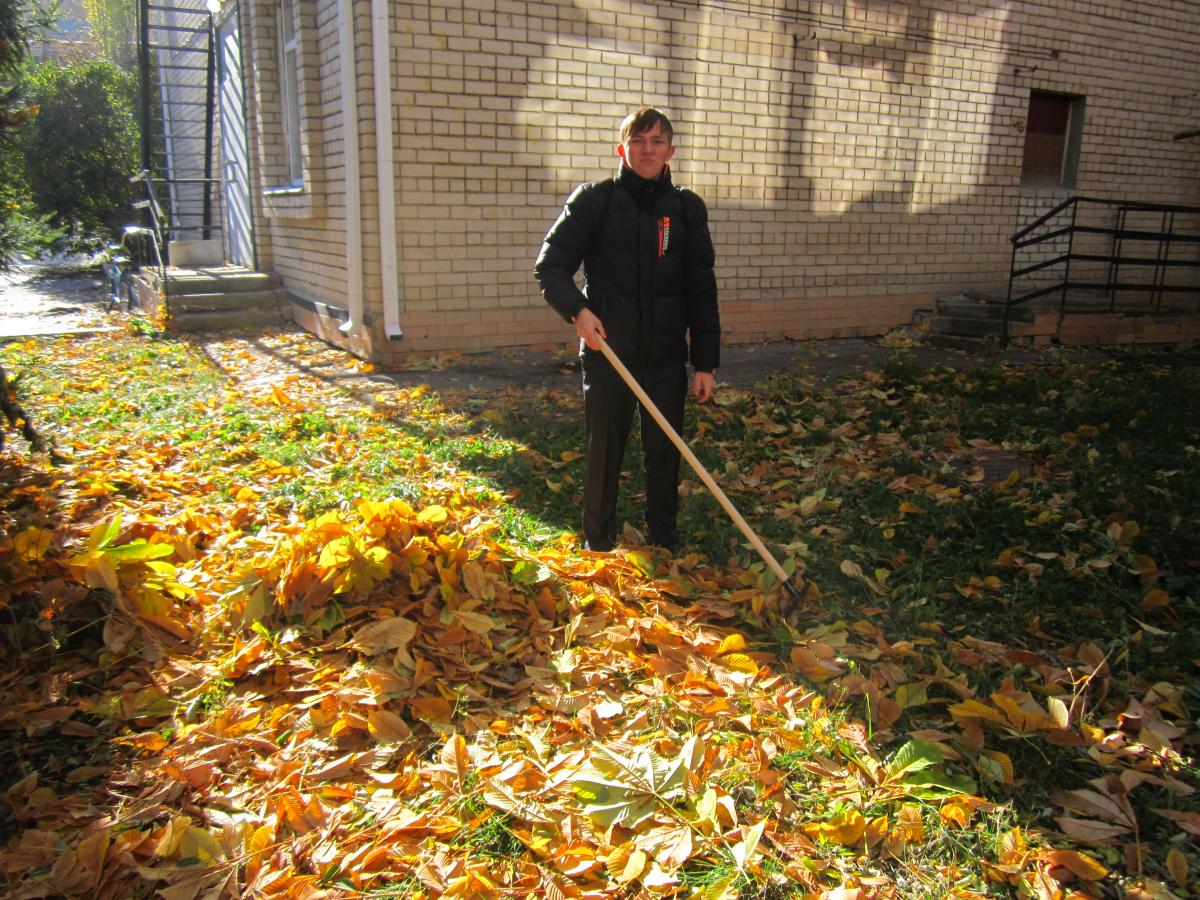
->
[167, 273, 282, 296]
[167, 276, 282, 296]
[928, 316, 1006, 337]
[936, 299, 1035, 323]
[170, 289, 287, 313]
[141, 267, 283, 296]
[169, 307, 293, 333]
[923, 332, 1002, 352]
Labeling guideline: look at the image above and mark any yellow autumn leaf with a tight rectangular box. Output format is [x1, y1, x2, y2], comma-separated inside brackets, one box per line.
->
[894, 681, 928, 709]
[218, 711, 261, 737]
[153, 815, 189, 858]
[940, 798, 975, 828]
[617, 848, 647, 884]
[73, 551, 120, 593]
[718, 652, 759, 674]
[243, 828, 271, 881]
[992, 690, 1053, 733]
[947, 698, 1008, 725]
[717, 633, 747, 655]
[1047, 696, 1071, 729]
[418, 504, 449, 525]
[805, 808, 866, 846]
[978, 750, 1015, 786]
[896, 804, 924, 842]
[799, 490, 825, 516]
[179, 824, 226, 864]
[998, 827, 1028, 865]
[14, 527, 51, 560]
[730, 819, 767, 870]
[129, 585, 170, 618]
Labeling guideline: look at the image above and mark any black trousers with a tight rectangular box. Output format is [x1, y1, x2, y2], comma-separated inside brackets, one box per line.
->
[581, 353, 686, 551]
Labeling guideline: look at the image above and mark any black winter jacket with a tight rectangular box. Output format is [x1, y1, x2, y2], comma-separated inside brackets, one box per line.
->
[534, 165, 720, 372]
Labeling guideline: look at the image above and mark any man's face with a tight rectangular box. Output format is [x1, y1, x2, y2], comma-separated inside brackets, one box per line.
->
[618, 121, 676, 180]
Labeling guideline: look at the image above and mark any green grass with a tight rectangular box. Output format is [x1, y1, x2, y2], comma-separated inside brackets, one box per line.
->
[3, 337, 225, 440]
[4, 331, 1198, 895]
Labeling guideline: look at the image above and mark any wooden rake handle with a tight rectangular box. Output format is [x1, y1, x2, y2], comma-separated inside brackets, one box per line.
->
[596, 338, 796, 593]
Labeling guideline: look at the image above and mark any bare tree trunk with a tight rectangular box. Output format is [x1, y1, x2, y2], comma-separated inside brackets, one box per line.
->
[0, 363, 45, 453]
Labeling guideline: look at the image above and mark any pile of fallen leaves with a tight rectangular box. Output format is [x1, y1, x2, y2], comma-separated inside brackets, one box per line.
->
[0, 325, 1196, 899]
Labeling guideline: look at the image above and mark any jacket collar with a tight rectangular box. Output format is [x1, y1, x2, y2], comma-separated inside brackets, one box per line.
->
[617, 163, 672, 207]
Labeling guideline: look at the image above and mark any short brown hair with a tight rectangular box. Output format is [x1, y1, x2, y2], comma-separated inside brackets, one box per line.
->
[620, 106, 674, 144]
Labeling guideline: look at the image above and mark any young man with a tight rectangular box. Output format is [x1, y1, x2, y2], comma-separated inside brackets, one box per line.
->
[534, 106, 720, 553]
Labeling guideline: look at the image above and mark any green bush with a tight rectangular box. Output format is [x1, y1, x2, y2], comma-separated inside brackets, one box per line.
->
[1, 0, 48, 268]
[20, 58, 139, 245]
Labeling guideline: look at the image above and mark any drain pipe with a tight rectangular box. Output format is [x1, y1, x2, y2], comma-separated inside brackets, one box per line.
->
[337, 0, 364, 336]
[371, 0, 401, 339]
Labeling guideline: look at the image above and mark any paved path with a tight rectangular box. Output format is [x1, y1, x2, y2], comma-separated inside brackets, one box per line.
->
[0, 264, 120, 338]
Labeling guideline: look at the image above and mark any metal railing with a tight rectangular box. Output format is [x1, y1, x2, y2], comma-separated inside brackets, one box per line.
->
[139, 0, 221, 244]
[1004, 196, 1200, 344]
[123, 170, 170, 310]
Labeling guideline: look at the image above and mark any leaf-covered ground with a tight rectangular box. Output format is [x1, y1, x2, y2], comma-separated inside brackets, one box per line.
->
[0, 321, 1197, 899]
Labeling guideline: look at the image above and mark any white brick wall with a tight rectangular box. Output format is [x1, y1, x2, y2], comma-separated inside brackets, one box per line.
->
[242, 0, 1200, 361]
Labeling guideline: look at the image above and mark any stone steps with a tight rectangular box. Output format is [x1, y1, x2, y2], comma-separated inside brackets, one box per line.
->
[131, 265, 291, 331]
[170, 289, 286, 314]
[916, 289, 1198, 348]
[169, 306, 292, 333]
[921, 291, 1056, 349]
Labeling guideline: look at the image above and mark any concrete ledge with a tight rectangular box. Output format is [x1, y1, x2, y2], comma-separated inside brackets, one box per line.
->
[1057, 311, 1199, 346]
[168, 240, 224, 267]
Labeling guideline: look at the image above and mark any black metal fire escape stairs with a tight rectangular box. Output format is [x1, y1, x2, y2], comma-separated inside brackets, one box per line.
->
[127, 0, 287, 331]
[136, 0, 219, 256]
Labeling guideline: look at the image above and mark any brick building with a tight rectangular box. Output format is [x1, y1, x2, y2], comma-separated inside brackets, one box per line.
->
[204, 0, 1200, 362]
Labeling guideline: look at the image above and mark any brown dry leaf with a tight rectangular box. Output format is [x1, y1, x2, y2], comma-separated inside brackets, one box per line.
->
[1166, 847, 1189, 891]
[1054, 817, 1130, 844]
[440, 732, 470, 787]
[351, 615, 417, 657]
[367, 708, 412, 743]
[1039, 848, 1109, 881]
[1155, 808, 1200, 836]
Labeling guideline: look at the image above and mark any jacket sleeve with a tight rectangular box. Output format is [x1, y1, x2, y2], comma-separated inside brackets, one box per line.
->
[681, 190, 720, 372]
[534, 182, 598, 324]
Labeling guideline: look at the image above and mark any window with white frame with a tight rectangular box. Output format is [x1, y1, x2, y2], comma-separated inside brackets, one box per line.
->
[278, 0, 303, 186]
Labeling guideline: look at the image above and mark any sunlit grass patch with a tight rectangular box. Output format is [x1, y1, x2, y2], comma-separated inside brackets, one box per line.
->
[2, 334, 226, 443]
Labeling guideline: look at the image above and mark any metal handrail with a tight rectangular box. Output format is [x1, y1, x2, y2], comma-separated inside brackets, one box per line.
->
[1004, 195, 1200, 345]
[127, 170, 170, 315]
